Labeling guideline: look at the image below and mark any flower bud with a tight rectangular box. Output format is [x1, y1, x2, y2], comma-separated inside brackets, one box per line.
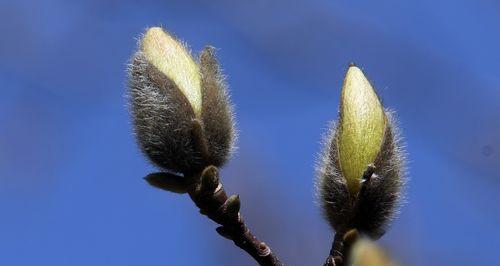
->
[317, 65, 406, 239]
[350, 239, 396, 266]
[128, 27, 235, 175]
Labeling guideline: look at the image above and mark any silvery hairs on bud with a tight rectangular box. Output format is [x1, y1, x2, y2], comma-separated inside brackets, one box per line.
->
[316, 65, 406, 239]
[127, 27, 236, 175]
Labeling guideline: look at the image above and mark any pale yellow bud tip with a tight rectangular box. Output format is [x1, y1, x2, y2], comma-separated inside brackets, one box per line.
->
[350, 239, 396, 266]
[338, 66, 387, 195]
[141, 27, 202, 115]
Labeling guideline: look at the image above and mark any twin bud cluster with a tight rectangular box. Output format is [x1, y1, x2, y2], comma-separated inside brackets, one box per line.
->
[128, 27, 406, 241]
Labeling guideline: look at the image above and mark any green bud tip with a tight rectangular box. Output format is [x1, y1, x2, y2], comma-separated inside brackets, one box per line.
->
[141, 27, 202, 116]
[337, 66, 387, 195]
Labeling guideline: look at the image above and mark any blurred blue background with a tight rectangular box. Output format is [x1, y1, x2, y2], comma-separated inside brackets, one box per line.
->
[1, 1, 499, 265]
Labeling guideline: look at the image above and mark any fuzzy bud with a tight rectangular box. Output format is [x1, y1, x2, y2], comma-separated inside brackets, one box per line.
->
[317, 65, 406, 239]
[128, 27, 236, 175]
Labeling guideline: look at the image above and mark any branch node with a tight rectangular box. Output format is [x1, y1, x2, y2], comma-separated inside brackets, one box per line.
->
[172, 165, 283, 266]
[258, 242, 271, 257]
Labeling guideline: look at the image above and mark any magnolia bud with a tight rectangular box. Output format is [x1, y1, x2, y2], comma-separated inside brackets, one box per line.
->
[317, 65, 406, 239]
[350, 239, 396, 266]
[128, 27, 235, 175]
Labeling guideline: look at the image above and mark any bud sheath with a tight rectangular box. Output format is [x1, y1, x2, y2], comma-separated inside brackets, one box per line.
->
[141, 27, 202, 115]
[338, 66, 387, 195]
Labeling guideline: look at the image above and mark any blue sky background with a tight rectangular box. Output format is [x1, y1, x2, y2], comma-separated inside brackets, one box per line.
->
[1, 1, 499, 265]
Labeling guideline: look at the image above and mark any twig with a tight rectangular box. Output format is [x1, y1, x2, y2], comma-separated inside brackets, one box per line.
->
[324, 229, 359, 266]
[146, 166, 284, 266]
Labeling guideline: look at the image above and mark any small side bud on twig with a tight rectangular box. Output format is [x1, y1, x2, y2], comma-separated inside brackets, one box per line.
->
[317, 65, 406, 239]
[216, 226, 233, 240]
[350, 239, 397, 266]
[144, 172, 189, 194]
[128, 27, 236, 176]
[220, 194, 241, 220]
[199, 165, 220, 194]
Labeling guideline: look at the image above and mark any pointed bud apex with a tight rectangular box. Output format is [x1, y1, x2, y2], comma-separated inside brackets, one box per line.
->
[141, 27, 202, 115]
[350, 239, 396, 266]
[144, 172, 189, 194]
[317, 64, 406, 238]
[128, 27, 236, 175]
[338, 66, 387, 195]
